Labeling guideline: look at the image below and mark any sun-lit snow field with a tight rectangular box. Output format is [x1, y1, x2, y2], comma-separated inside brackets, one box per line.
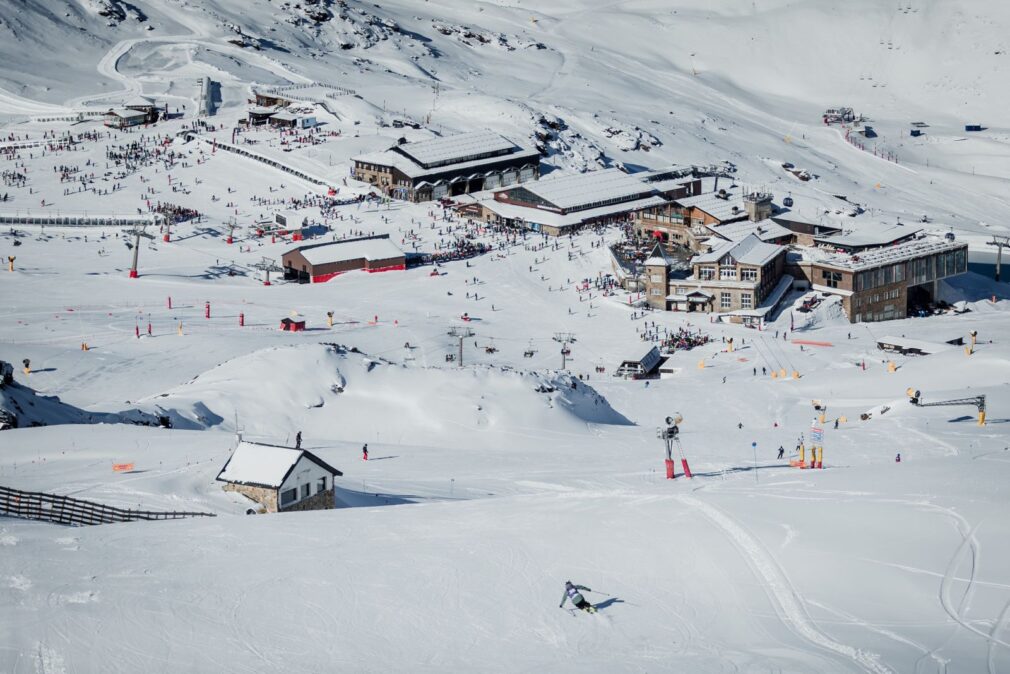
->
[2, 0, 1010, 672]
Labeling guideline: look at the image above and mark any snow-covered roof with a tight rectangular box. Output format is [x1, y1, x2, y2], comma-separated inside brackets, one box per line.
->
[270, 111, 303, 122]
[708, 219, 792, 244]
[107, 108, 147, 119]
[814, 223, 922, 249]
[676, 189, 747, 222]
[216, 441, 341, 488]
[353, 144, 539, 180]
[876, 335, 956, 355]
[509, 168, 655, 211]
[692, 234, 784, 266]
[296, 237, 404, 265]
[397, 130, 516, 168]
[475, 192, 667, 230]
[816, 237, 966, 272]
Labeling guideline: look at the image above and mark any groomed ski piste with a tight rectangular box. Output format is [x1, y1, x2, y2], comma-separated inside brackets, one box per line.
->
[2, 1, 1010, 672]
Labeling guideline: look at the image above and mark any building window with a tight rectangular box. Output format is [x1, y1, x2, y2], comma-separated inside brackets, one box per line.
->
[317, 477, 327, 493]
[699, 268, 715, 281]
[281, 488, 297, 506]
[650, 274, 662, 283]
[741, 293, 753, 309]
[720, 292, 732, 309]
[720, 266, 737, 280]
[651, 288, 661, 296]
[741, 268, 757, 282]
[822, 270, 842, 288]
[301, 483, 311, 499]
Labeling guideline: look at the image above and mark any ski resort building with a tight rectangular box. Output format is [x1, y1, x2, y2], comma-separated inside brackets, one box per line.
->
[217, 441, 343, 513]
[459, 168, 668, 236]
[802, 236, 968, 322]
[614, 346, 663, 379]
[282, 235, 405, 283]
[352, 131, 540, 202]
[632, 181, 771, 252]
[643, 235, 791, 324]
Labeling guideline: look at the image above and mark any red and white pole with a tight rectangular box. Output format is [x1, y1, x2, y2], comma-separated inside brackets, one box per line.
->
[167, 296, 172, 309]
[665, 459, 676, 479]
[205, 301, 210, 319]
[239, 312, 245, 327]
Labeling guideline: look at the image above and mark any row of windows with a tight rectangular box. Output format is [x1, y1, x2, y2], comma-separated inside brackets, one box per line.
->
[699, 265, 760, 282]
[854, 288, 901, 308]
[279, 476, 329, 507]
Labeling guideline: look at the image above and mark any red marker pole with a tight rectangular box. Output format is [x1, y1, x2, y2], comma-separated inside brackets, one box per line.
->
[147, 322, 152, 336]
[205, 302, 210, 319]
[135, 324, 140, 339]
[167, 296, 172, 310]
[239, 312, 245, 327]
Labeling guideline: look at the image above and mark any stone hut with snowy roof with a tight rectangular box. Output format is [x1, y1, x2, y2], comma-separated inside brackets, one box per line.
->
[216, 441, 342, 513]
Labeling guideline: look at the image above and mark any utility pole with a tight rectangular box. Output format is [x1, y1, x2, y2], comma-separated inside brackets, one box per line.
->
[553, 332, 576, 370]
[126, 226, 155, 278]
[448, 325, 474, 366]
[987, 235, 1009, 282]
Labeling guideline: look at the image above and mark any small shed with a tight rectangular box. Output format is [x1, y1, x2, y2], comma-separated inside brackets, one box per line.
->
[270, 111, 316, 129]
[247, 106, 278, 126]
[280, 317, 306, 332]
[217, 441, 342, 513]
[965, 124, 983, 132]
[104, 108, 148, 129]
[615, 346, 663, 379]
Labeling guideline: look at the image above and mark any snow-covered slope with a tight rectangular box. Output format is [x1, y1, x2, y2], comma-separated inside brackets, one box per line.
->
[132, 343, 630, 444]
[2, 1, 1010, 671]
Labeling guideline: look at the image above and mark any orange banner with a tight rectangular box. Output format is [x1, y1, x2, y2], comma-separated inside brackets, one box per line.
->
[112, 463, 135, 472]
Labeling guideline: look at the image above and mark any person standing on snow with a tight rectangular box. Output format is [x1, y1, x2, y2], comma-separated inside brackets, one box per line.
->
[560, 581, 596, 613]
[362, 444, 368, 461]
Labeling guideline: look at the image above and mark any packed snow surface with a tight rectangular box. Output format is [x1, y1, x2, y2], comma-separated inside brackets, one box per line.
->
[1, 0, 1010, 672]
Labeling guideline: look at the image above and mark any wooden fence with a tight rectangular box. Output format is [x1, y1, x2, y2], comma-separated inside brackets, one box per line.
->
[0, 485, 216, 527]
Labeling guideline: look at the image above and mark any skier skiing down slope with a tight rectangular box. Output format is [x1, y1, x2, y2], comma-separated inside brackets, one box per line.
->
[560, 581, 596, 613]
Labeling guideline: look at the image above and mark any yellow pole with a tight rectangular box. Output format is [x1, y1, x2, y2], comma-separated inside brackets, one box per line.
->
[817, 446, 823, 468]
[779, 368, 787, 379]
[979, 410, 986, 426]
[818, 411, 825, 424]
[792, 370, 800, 379]
[7, 257, 13, 272]
[697, 359, 705, 369]
[965, 345, 973, 356]
[327, 314, 334, 328]
[799, 442, 805, 467]
[771, 370, 778, 379]
[23, 366, 30, 376]
[727, 338, 734, 353]
[177, 321, 183, 336]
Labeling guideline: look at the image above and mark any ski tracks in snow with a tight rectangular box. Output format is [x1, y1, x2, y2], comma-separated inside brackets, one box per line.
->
[676, 494, 893, 674]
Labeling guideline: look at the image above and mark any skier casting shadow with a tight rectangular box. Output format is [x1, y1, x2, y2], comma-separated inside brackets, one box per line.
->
[560, 580, 597, 614]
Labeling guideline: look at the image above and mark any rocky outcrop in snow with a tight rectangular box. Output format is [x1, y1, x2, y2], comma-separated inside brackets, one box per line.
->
[527, 109, 607, 172]
[430, 21, 546, 52]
